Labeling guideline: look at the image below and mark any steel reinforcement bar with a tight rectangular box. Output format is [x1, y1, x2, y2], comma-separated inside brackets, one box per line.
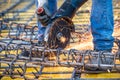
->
[0, 41, 120, 79]
[0, 22, 120, 79]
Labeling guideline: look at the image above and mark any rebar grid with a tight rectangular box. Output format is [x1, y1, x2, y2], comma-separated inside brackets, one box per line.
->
[0, 41, 120, 79]
[0, 22, 120, 79]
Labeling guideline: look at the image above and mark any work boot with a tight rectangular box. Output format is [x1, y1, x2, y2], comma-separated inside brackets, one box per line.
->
[84, 51, 114, 71]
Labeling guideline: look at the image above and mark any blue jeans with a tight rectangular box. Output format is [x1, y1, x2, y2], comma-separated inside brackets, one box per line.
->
[91, 0, 114, 51]
[35, 0, 57, 41]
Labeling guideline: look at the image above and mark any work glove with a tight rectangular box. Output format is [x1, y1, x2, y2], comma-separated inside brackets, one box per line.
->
[36, 0, 51, 26]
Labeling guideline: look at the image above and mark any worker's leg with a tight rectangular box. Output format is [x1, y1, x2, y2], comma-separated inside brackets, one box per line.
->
[91, 0, 114, 51]
[84, 0, 114, 71]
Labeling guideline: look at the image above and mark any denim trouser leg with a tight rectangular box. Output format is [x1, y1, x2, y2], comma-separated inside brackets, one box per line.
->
[35, 0, 57, 41]
[91, 0, 114, 51]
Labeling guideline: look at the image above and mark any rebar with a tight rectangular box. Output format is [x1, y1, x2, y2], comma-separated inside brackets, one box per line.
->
[0, 22, 120, 79]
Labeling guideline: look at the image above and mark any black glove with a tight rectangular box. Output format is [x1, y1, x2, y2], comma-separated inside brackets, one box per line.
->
[36, 7, 51, 26]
